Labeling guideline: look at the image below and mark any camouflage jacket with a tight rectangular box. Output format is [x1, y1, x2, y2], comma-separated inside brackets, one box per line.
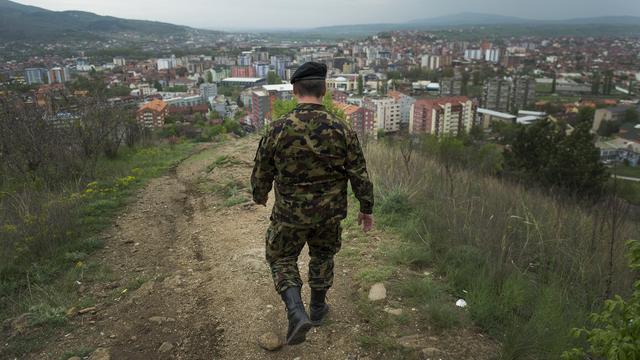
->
[251, 103, 374, 227]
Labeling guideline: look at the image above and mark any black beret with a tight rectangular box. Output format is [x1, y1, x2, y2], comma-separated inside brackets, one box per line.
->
[290, 62, 327, 84]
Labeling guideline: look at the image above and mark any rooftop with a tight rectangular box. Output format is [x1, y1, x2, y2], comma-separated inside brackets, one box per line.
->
[222, 77, 264, 82]
[262, 84, 293, 92]
[139, 99, 167, 113]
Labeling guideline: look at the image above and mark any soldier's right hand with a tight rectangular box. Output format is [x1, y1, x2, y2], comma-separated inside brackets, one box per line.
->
[358, 212, 374, 233]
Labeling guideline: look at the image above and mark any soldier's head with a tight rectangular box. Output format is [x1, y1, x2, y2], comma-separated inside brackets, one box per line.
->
[293, 80, 326, 100]
[290, 62, 327, 102]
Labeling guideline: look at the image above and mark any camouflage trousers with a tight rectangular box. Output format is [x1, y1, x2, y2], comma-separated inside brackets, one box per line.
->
[265, 221, 342, 293]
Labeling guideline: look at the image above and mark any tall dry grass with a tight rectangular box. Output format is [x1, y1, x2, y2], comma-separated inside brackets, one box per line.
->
[364, 141, 638, 359]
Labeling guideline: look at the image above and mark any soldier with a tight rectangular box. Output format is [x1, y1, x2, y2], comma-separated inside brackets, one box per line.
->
[251, 61, 374, 346]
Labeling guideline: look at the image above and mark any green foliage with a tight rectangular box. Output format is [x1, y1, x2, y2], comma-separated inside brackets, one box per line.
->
[272, 98, 298, 119]
[364, 139, 638, 359]
[27, 304, 67, 327]
[267, 71, 282, 85]
[1, 142, 195, 328]
[506, 120, 608, 196]
[562, 240, 640, 360]
[624, 108, 639, 124]
[357, 75, 364, 95]
[577, 107, 596, 123]
[397, 277, 465, 331]
[163, 85, 188, 93]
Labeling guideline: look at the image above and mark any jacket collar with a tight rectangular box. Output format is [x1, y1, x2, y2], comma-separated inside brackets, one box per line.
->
[295, 103, 325, 111]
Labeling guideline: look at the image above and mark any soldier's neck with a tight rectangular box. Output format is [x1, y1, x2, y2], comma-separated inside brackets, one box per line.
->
[296, 96, 323, 105]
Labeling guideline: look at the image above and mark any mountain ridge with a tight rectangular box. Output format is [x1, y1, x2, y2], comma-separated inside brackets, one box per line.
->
[0, 0, 221, 42]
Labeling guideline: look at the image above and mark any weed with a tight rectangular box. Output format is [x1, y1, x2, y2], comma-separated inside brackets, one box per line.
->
[59, 347, 94, 360]
[27, 303, 67, 327]
[357, 266, 394, 287]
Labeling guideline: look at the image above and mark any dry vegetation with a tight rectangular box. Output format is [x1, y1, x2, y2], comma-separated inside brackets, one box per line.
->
[363, 138, 638, 359]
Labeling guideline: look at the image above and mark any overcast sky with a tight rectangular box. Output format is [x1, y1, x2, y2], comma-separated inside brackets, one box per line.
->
[14, 0, 640, 30]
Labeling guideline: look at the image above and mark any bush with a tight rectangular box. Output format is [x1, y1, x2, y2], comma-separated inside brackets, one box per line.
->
[562, 240, 640, 360]
[364, 140, 638, 359]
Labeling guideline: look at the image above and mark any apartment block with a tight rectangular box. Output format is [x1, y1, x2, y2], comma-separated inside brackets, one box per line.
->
[410, 96, 477, 137]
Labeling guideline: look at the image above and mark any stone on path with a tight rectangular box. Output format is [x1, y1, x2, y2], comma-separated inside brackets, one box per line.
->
[383, 307, 403, 316]
[67, 357, 81, 360]
[158, 342, 174, 353]
[258, 332, 283, 351]
[88, 348, 111, 360]
[368, 283, 387, 301]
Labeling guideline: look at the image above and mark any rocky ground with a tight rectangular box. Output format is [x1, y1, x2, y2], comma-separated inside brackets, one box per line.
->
[5, 136, 498, 360]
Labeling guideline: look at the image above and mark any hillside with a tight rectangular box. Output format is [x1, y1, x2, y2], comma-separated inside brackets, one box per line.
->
[307, 12, 640, 37]
[0, 0, 219, 41]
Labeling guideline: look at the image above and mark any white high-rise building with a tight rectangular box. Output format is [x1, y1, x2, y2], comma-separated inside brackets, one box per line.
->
[484, 49, 501, 63]
[421, 54, 441, 70]
[366, 98, 401, 133]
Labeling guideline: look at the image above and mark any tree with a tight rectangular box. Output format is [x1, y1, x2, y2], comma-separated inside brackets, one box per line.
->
[624, 108, 639, 124]
[577, 107, 596, 124]
[591, 73, 601, 95]
[551, 73, 557, 93]
[153, 80, 163, 92]
[562, 240, 640, 360]
[357, 75, 364, 95]
[506, 120, 607, 197]
[206, 71, 213, 84]
[267, 71, 282, 85]
[272, 98, 298, 119]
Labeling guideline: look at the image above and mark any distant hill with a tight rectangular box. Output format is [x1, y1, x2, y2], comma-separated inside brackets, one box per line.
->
[0, 0, 219, 41]
[308, 12, 640, 37]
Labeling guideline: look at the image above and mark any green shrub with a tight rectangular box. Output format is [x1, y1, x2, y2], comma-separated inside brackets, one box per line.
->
[562, 240, 640, 360]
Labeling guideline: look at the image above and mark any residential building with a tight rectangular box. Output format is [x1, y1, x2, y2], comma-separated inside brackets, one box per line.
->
[409, 96, 476, 136]
[484, 48, 501, 63]
[593, 105, 640, 133]
[332, 90, 348, 104]
[165, 95, 205, 108]
[336, 103, 375, 137]
[512, 76, 536, 112]
[387, 90, 416, 127]
[199, 83, 218, 101]
[483, 78, 512, 113]
[232, 66, 257, 78]
[270, 55, 290, 79]
[113, 57, 126, 67]
[421, 54, 441, 70]
[251, 90, 270, 128]
[327, 75, 358, 92]
[254, 63, 271, 79]
[440, 75, 463, 96]
[157, 55, 177, 70]
[48, 67, 70, 84]
[238, 52, 253, 66]
[137, 99, 168, 128]
[364, 97, 401, 133]
[24, 68, 47, 85]
[464, 49, 484, 61]
[221, 77, 266, 88]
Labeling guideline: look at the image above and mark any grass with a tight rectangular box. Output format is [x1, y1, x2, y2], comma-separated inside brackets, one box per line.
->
[59, 347, 95, 360]
[364, 140, 639, 359]
[206, 154, 242, 173]
[206, 179, 250, 207]
[0, 140, 197, 358]
[610, 165, 640, 178]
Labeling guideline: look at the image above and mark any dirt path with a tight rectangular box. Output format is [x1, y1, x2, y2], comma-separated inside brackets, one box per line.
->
[35, 136, 368, 360]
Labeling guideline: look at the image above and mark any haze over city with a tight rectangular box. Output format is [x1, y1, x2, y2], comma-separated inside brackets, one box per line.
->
[13, 0, 640, 29]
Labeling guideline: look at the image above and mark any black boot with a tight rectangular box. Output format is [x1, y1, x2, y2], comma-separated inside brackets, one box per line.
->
[310, 289, 330, 326]
[280, 287, 312, 345]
